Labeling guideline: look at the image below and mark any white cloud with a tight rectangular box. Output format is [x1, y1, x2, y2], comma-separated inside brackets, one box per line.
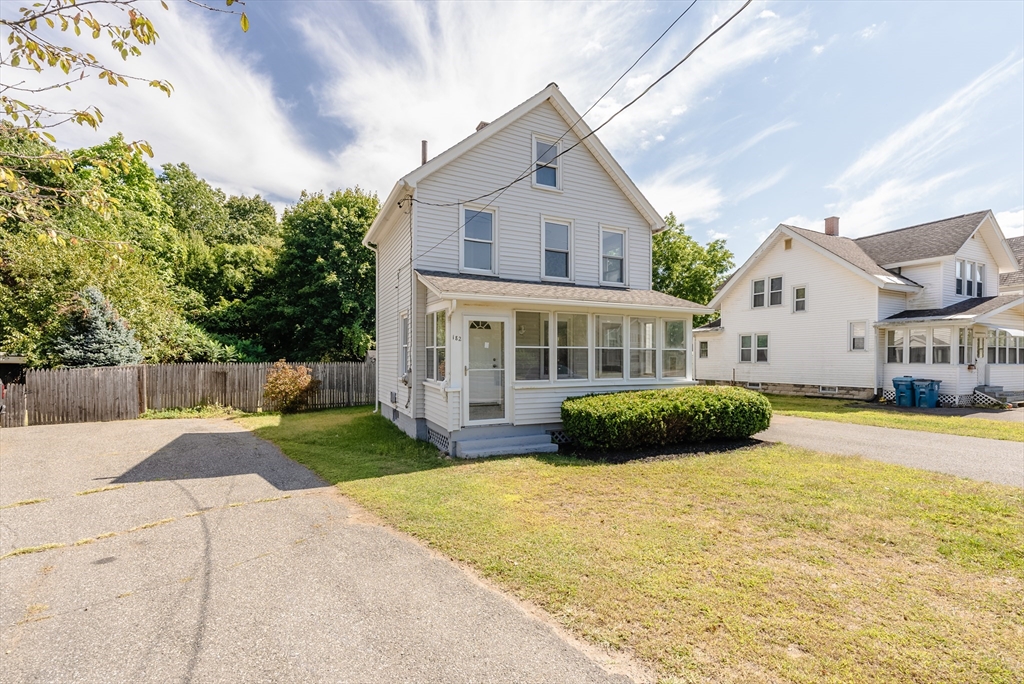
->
[759, 10, 778, 20]
[707, 230, 730, 240]
[732, 165, 789, 201]
[779, 214, 817, 230]
[996, 207, 1024, 238]
[856, 23, 885, 40]
[812, 34, 839, 56]
[641, 172, 725, 225]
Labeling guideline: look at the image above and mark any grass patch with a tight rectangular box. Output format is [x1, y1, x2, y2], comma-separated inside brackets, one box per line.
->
[75, 484, 125, 496]
[768, 394, 1024, 442]
[141, 403, 247, 420]
[0, 498, 48, 509]
[0, 543, 66, 560]
[242, 406, 1024, 683]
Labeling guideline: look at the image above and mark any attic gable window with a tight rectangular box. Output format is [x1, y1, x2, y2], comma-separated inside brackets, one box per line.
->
[533, 136, 560, 190]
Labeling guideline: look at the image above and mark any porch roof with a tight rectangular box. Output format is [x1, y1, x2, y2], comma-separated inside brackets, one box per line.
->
[416, 270, 713, 314]
[880, 294, 1023, 325]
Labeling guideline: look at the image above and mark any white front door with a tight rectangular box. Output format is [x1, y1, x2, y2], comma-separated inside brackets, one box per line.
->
[464, 318, 508, 424]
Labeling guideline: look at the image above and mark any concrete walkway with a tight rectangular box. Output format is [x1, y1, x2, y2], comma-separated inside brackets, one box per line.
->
[758, 415, 1024, 487]
[0, 420, 633, 684]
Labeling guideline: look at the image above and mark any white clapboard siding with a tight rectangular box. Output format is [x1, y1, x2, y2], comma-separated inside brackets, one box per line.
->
[375, 207, 414, 414]
[413, 100, 653, 289]
[513, 382, 689, 425]
[902, 261, 944, 310]
[423, 384, 449, 430]
[878, 290, 908, 319]
[952, 232, 999, 303]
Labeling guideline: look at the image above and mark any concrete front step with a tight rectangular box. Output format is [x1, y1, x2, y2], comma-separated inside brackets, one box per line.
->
[455, 434, 558, 458]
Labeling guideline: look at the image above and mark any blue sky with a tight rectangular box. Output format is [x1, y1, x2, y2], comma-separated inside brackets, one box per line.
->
[32, 0, 1024, 263]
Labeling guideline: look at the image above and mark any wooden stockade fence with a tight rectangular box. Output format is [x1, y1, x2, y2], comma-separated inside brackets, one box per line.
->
[0, 360, 376, 428]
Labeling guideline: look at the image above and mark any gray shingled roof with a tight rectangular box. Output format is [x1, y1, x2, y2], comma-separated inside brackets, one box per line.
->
[694, 318, 722, 332]
[416, 270, 710, 310]
[883, 294, 1022, 322]
[784, 226, 920, 287]
[853, 211, 989, 265]
[1000, 236, 1024, 289]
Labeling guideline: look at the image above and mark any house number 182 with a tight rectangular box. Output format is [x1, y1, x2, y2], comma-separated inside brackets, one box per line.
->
[452, 335, 462, 341]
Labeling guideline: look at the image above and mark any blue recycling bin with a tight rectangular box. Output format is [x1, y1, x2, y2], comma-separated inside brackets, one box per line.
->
[912, 379, 941, 409]
[892, 376, 915, 407]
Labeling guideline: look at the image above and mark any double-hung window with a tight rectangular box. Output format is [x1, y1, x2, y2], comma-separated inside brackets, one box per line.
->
[958, 328, 974, 365]
[399, 313, 410, 376]
[769, 277, 783, 306]
[886, 330, 904, 363]
[793, 286, 806, 312]
[740, 335, 753, 362]
[751, 279, 765, 308]
[998, 331, 1008, 364]
[595, 315, 624, 378]
[543, 220, 571, 280]
[909, 329, 927, 363]
[629, 317, 656, 378]
[965, 263, 974, 296]
[533, 137, 559, 189]
[976, 265, 984, 297]
[956, 260, 963, 295]
[740, 334, 769, 362]
[663, 320, 688, 377]
[849, 322, 866, 351]
[756, 334, 769, 362]
[515, 312, 549, 381]
[957, 260, 986, 297]
[556, 313, 588, 380]
[699, 340, 709, 358]
[601, 229, 625, 284]
[932, 328, 951, 364]
[462, 207, 495, 273]
[425, 311, 446, 381]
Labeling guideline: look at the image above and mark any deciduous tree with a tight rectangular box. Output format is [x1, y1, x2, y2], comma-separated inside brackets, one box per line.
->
[652, 212, 734, 325]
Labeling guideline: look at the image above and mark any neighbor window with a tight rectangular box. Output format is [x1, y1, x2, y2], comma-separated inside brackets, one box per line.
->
[515, 311, 549, 381]
[628, 317, 656, 378]
[965, 262, 974, 296]
[462, 207, 495, 273]
[595, 315, 624, 378]
[793, 286, 806, 312]
[932, 327, 951, 364]
[751, 279, 766, 308]
[601, 229, 625, 284]
[534, 137, 559, 188]
[958, 328, 974, 365]
[976, 264, 984, 297]
[699, 340, 709, 358]
[998, 331, 1007, 364]
[399, 313, 410, 376]
[769, 276, 783, 306]
[849, 321, 866, 351]
[740, 335, 753, 362]
[1009, 336, 1019, 364]
[424, 311, 446, 381]
[663, 320, 688, 377]
[556, 313, 588, 380]
[756, 334, 769, 363]
[956, 260, 963, 295]
[988, 331, 996, 363]
[543, 220, 571, 280]
[909, 328, 926, 363]
[886, 329, 904, 363]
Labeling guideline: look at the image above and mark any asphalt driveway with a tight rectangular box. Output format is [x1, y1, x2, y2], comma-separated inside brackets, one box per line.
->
[0, 419, 632, 684]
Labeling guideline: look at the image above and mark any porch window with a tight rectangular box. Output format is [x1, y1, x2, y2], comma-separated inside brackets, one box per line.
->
[662, 320, 688, 377]
[601, 229, 625, 284]
[556, 313, 588, 380]
[595, 315, 624, 378]
[849, 322, 866, 351]
[958, 328, 974, 365]
[998, 331, 1007, 364]
[699, 340, 709, 358]
[629, 317, 656, 378]
[751, 279, 765, 308]
[739, 335, 752, 362]
[399, 313, 410, 376]
[462, 207, 495, 273]
[756, 334, 769, 363]
[769, 276, 783, 306]
[956, 260, 963, 295]
[515, 311, 549, 381]
[886, 329, 904, 363]
[543, 220, 571, 280]
[909, 329, 926, 363]
[793, 286, 806, 312]
[932, 328, 951, 364]
[965, 262, 974, 296]
[424, 311, 446, 381]
[1010, 337, 1019, 364]
[988, 331, 996, 363]
[534, 137, 559, 189]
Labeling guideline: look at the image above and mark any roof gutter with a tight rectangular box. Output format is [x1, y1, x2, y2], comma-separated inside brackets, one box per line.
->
[426, 291, 713, 315]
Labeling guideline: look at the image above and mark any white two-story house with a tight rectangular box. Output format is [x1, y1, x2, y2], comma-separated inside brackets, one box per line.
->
[694, 212, 1023, 406]
[363, 84, 711, 456]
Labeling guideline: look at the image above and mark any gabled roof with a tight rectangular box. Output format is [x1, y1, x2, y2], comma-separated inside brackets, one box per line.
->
[693, 318, 722, 332]
[785, 226, 920, 287]
[1001, 236, 1024, 289]
[364, 83, 664, 246]
[416, 270, 712, 313]
[853, 211, 990, 265]
[881, 294, 1023, 324]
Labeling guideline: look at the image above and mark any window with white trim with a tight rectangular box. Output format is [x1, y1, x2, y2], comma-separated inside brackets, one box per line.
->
[462, 207, 495, 273]
[628, 317, 656, 378]
[425, 311, 446, 381]
[595, 315, 624, 378]
[849, 321, 866, 351]
[956, 260, 963, 295]
[699, 340, 709, 358]
[793, 286, 806, 312]
[740, 335, 752, 362]
[986, 330, 1022, 364]
[399, 313, 410, 376]
[533, 136, 559, 189]
[515, 311, 549, 381]
[556, 313, 588, 380]
[751, 279, 765, 308]
[886, 329, 904, 363]
[976, 264, 984, 297]
[958, 328, 974, 365]
[601, 229, 625, 284]
[756, 334, 769, 362]
[965, 262, 974, 296]
[543, 220, 571, 280]
[740, 334, 769, 363]
[769, 276, 783, 306]
[909, 328, 926, 363]
[662, 320, 688, 377]
[932, 328, 951, 364]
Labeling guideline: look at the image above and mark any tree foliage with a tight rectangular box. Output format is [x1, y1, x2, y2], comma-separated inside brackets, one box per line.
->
[40, 286, 143, 367]
[652, 212, 734, 324]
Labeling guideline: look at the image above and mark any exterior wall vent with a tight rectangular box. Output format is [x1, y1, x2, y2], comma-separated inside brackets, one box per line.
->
[745, 382, 763, 391]
[390, 391, 398, 404]
[392, 407, 399, 421]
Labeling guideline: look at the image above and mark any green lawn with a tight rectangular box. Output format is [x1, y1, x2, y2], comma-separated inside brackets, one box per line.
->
[768, 395, 1024, 442]
[238, 407, 1024, 684]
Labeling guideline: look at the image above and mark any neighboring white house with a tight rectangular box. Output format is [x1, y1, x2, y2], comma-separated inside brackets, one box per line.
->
[694, 212, 1024, 405]
[1000, 236, 1023, 294]
[363, 83, 711, 456]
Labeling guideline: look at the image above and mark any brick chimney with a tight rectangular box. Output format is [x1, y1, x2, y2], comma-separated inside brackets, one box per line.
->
[824, 216, 839, 236]
[421, 140, 428, 166]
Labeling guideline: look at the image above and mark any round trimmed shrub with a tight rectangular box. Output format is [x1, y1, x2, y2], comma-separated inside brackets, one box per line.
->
[560, 386, 772, 451]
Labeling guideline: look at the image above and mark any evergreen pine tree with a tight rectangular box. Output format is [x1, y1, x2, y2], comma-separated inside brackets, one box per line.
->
[47, 288, 144, 367]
